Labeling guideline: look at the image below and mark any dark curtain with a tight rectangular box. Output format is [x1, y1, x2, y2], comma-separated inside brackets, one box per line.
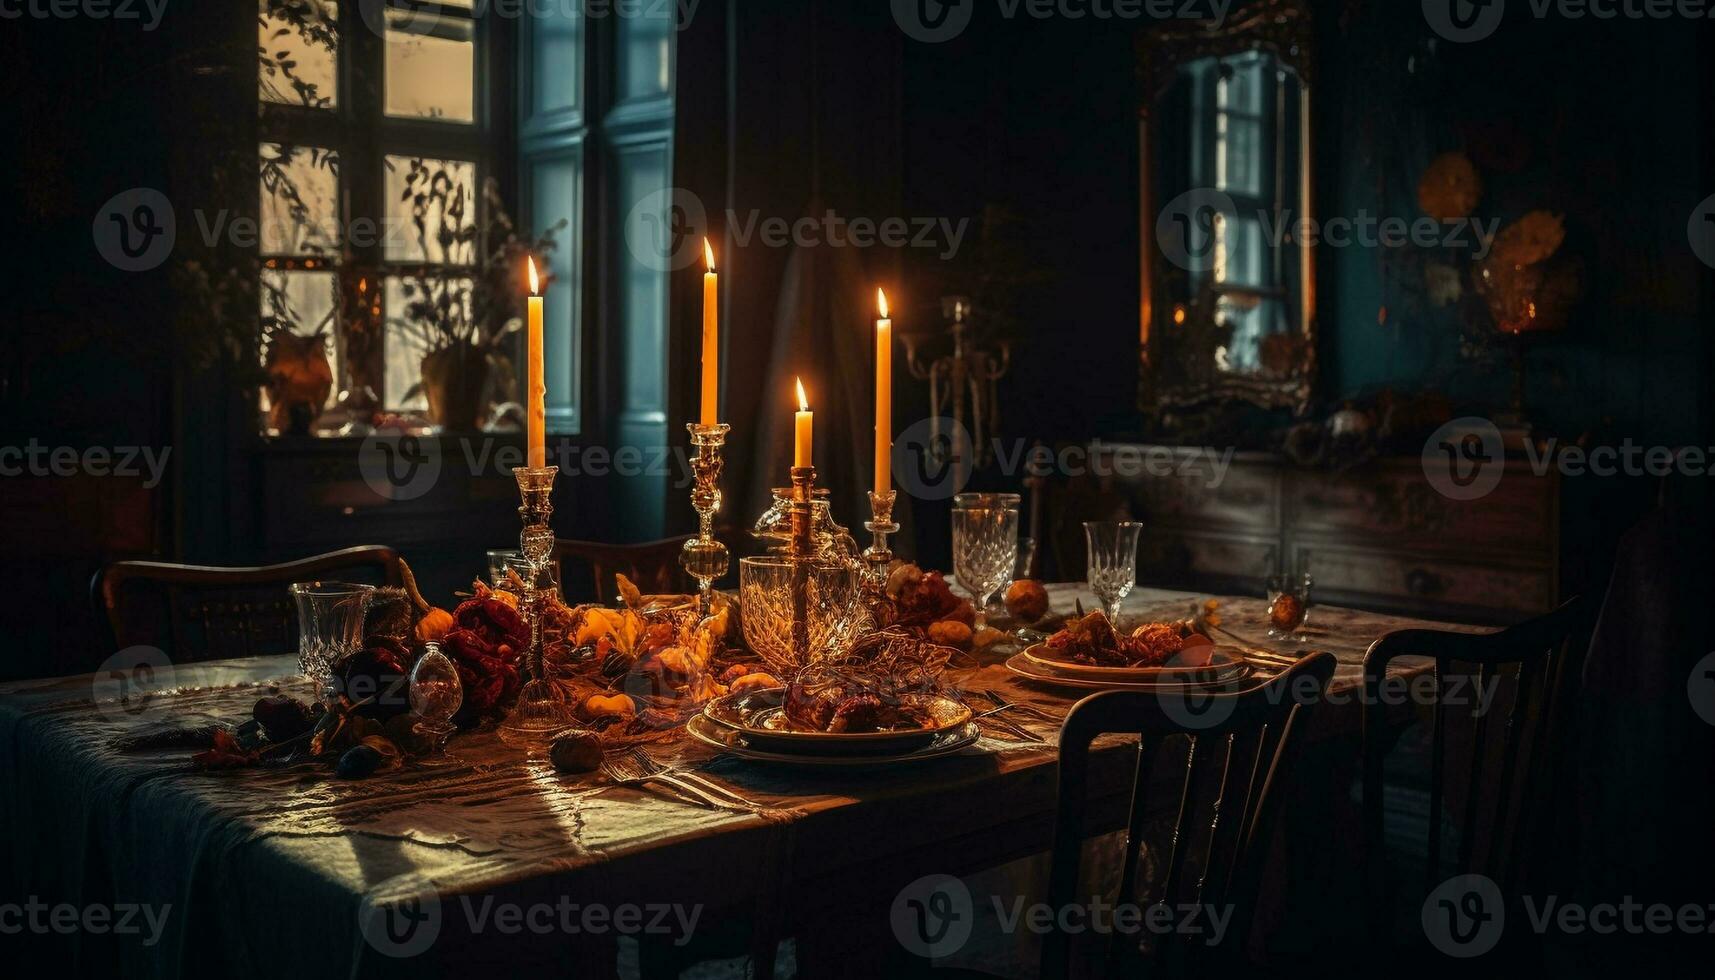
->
[671, 0, 911, 552]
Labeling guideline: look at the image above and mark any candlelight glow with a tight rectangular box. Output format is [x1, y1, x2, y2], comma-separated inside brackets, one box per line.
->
[704, 238, 715, 272]
[877, 288, 889, 319]
[527, 256, 540, 295]
[795, 377, 809, 411]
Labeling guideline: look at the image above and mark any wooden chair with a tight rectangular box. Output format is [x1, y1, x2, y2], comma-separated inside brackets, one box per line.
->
[553, 527, 750, 604]
[1039, 651, 1338, 978]
[1360, 598, 1585, 938]
[94, 546, 404, 663]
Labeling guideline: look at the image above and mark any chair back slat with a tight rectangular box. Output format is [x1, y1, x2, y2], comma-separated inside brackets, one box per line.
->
[1361, 598, 1584, 940]
[1042, 651, 1336, 979]
[94, 546, 404, 665]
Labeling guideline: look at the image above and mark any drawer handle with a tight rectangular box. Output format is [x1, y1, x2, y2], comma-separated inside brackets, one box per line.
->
[1405, 568, 1444, 597]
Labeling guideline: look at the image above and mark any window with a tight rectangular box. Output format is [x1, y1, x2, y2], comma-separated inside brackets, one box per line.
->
[256, 0, 489, 434]
[1183, 52, 1300, 373]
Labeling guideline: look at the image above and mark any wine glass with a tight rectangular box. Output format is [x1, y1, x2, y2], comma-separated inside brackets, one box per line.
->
[951, 493, 1020, 629]
[1083, 521, 1143, 628]
[1267, 571, 1314, 641]
[288, 582, 375, 699]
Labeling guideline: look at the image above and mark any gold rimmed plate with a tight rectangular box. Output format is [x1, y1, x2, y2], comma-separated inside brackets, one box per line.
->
[686, 712, 982, 766]
[1005, 651, 1253, 691]
[701, 688, 973, 756]
[1021, 642, 1248, 683]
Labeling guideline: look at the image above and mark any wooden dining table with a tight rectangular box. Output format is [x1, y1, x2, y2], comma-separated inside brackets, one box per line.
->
[0, 585, 1483, 978]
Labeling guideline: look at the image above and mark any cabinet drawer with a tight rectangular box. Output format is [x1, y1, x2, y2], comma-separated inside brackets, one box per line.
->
[1292, 542, 1555, 619]
[1113, 449, 1280, 532]
[1284, 461, 1555, 557]
[1141, 530, 1275, 592]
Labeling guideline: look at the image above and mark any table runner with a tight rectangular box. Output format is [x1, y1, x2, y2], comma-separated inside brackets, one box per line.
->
[0, 585, 1482, 978]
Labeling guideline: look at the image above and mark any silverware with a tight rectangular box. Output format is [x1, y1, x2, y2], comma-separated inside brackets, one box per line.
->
[600, 753, 721, 809]
[980, 716, 1045, 743]
[980, 688, 1059, 723]
[626, 748, 757, 810]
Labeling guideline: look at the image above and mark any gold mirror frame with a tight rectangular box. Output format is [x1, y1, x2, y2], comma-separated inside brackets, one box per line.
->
[1137, 0, 1316, 414]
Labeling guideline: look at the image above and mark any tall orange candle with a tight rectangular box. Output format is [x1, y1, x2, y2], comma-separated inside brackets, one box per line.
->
[794, 377, 812, 468]
[700, 239, 719, 425]
[526, 257, 545, 469]
[874, 288, 892, 495]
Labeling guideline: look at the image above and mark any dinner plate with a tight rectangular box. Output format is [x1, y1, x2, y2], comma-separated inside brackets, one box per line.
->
[1005, 651, 1253, 691]
[701, 688, 973, 755]
[1021, 642, 1249, 683]
[685, 712, 982, 766]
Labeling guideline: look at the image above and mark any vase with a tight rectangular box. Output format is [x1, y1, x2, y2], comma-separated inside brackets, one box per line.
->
[264, 332, 334, 436]
[420, 343, 490, 431]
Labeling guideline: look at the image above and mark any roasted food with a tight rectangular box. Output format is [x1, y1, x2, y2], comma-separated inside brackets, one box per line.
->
[780, 666, 940, 734]
[1044, 612, 1209, 668]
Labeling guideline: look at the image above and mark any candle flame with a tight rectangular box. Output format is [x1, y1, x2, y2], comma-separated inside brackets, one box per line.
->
[703, 238, 715, 272]
[527, 256, 540, 295]
[877, 288, 889, 319]
[795, 377, 809, 411]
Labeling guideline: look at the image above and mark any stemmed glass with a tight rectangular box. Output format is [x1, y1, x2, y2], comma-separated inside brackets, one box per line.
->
[1083, 521, 1143, 628]
[288, 582, 374, 699]
[951, 493, 1020, 629]
[1267, 570, 1314, 641]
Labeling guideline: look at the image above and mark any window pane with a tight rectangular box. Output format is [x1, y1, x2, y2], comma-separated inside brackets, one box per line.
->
[260, 269, 339, 429]
[383, 275, 476, 412]
[260, 143, 340, 256]
[385, 8, 475, 122]
[384, 156, 477, 264]
[617, 8, 674, 102]
[531, 4, 582, 117]
[259, 0, 338, 109]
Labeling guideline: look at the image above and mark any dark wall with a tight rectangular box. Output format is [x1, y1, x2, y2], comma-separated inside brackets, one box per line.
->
[895, 2, 1713, 451]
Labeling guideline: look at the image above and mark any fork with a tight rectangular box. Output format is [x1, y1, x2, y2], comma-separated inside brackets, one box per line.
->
[979, 688, 1060, 723]
[626, 748, 757, 810]
[599, 753, 721, 809]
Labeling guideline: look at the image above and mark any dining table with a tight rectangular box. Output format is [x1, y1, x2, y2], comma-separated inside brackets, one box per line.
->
[0, 584, 1486, 978]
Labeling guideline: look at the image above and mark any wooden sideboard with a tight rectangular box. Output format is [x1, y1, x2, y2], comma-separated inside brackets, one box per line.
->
[1094, 445, 1560, 624]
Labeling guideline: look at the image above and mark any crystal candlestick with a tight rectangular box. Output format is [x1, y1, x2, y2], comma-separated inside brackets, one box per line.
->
[862, 489, 899, 600]
[499, 465, 578, 752]
[680, 423, 731, 612]
[788, 465, 817, 664]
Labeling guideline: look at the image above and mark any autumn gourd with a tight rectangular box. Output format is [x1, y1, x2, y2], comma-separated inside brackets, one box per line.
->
[399, 560, 454, 645]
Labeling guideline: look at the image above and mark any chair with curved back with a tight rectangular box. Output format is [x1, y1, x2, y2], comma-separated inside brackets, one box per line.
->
[1038, 651, 1338, 978]
[94, 546, 404, 664]
[554, 527, 750, 604]
[1360, 598, 1585, 942]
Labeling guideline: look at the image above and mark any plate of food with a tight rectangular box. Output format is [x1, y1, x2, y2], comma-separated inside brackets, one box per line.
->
[686, 712, 981, 765]
[1018, 611, 1248, 683]
[701, 671, 973, 756]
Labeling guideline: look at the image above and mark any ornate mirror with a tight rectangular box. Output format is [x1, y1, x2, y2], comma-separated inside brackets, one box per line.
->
[1137, 0, 1315, 414]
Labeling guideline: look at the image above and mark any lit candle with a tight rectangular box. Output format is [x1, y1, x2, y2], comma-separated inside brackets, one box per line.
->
[701, 239, 719, 425]
[794, 377, 813, 468]
[526, 257, 545, 469]
[874, 288, 892, 495]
